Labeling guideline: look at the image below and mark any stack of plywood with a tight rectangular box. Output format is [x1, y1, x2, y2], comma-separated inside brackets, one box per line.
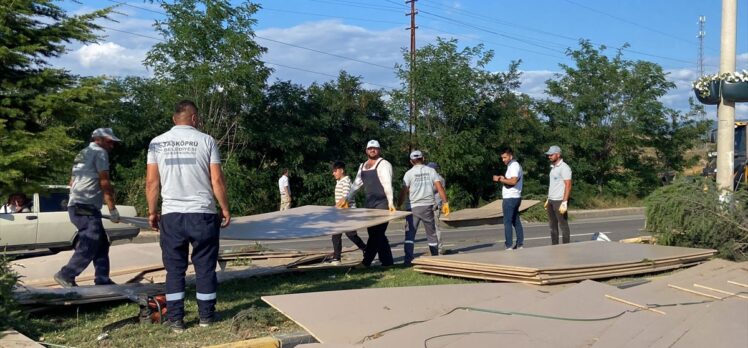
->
[262, 259, 747, 348]
[412, 241, 717, 285]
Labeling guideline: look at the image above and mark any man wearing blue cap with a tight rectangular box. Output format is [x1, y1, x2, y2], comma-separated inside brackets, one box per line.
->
[54, 127, 122, 288]
[545, 145, 572, 244]
[398, 150, 450, 265]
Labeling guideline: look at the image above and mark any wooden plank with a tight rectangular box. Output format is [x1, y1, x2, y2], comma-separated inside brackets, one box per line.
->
[14, 283, 164, 305]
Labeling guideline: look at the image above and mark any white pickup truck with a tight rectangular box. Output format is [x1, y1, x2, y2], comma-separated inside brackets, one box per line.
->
[0, 186, 139, 253]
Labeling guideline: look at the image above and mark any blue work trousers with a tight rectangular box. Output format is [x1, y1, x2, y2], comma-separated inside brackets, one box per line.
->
[60, 206, 111, 284]
[160, 213, 220, 321]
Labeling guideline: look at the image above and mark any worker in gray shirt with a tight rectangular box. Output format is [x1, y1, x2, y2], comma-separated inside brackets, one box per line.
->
[54, 128, 121, 288]
[398, 151, 450, 265]
[146, 100, 231, 333]
[544, 145, 572, 245]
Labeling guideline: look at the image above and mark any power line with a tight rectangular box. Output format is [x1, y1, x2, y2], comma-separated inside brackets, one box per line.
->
[400, 1, 695, 66]
[563, 0, 716, 51]
[255, 36, 393, 70]
[96, 21, 399, 89]
[99, 3, 396, 74]
[261, 7, 402, 25]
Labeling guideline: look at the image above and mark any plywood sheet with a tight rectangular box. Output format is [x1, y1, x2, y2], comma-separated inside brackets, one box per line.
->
[413, 241, 715, 272]
[12, 243, 165, 286]
[14, 283, 164, 305]
[122, 205, 410, 240]
[262, 283, 558, 344]
[357, 280, 627, 348]
[440, 199, 539, 222]
[220, 205, 410, 240]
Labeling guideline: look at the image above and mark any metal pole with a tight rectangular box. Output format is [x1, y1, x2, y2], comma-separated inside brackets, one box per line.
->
[716, 0, 736, 193]
[406, 0, 417, 151]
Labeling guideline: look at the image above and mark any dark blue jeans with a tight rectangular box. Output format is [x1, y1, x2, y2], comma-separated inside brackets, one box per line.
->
[502, 198, 524, 248]
[60, 206, 111, 284]
[160, 213, 220, 321]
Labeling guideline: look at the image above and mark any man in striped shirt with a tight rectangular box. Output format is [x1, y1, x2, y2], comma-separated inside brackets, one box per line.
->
[330, 161, 367, 264]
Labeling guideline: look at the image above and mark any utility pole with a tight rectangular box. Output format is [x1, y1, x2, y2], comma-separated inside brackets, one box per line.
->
[717, 0, 736, 195]
[406, 0, 417, 151]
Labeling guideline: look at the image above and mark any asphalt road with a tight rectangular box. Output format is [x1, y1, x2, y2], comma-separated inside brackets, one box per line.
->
[221, 214, 647, 263]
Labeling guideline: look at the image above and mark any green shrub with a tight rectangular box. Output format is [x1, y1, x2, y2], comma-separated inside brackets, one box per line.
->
[0, 254, 23, 331]
[645, 178, 748, 261]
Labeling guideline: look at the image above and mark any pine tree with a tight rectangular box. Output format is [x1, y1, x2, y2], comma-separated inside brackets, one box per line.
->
[0, 0, 110, 191]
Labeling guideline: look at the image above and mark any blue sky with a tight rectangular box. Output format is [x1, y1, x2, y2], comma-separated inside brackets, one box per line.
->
[56, 0, 748, 114]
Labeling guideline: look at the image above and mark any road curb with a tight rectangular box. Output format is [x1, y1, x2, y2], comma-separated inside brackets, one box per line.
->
[569, 207, 644, 220]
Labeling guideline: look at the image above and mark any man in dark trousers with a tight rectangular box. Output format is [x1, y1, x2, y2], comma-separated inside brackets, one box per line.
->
[146, 100, 231, 333]
[54, 128, 122, 288]
[337, 140, 396, 267]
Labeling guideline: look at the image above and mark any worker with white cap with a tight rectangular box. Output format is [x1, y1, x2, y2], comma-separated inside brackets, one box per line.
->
[398, 150, 449, 265]
[337, 140, 396, 267]
[54, 127, 122, 288]
[545, 145, 572, 244]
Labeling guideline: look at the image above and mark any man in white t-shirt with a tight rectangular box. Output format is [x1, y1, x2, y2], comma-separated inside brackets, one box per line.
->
[146, 100, 230, 333]
[398, 150, 449, 265]
[278, 169, 291, 211]
[493, 147, 524, 250]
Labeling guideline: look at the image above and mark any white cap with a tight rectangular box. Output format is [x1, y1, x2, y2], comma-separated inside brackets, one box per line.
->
[409, 150, 423, 160]
[366, 140, 381, 149]
[91, 128, 121, 142]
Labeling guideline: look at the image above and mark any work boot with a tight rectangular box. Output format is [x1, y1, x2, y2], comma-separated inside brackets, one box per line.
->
[199, 314, 220, 328]
[53, 271, 77, 288]
[429, 245, 439, 256]
[164, 319, 186, 333]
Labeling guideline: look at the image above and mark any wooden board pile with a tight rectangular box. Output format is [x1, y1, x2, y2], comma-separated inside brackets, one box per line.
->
[413, 241, 717, 285]
[262, 259, 747, 348]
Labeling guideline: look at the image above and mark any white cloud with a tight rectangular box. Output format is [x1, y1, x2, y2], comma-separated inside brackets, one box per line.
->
[257, 20, 433, 89]
[517, 70, 555, 99]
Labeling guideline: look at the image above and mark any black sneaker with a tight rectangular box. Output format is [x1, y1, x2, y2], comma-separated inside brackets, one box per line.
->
[199, 314, 220, 327]
[164, 319, 186, 333]
[53, 272, 77, 288]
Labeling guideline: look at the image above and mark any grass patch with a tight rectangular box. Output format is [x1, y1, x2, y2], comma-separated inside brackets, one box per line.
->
[19, 267, 474, 347]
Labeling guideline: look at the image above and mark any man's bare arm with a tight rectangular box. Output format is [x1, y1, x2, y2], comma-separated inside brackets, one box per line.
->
[210, 163, 231, 228]
[146, 164, 161, 230]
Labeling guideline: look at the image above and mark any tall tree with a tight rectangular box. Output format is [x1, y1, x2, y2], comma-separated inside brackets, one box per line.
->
[0, 0, 110, 191]
[392, 38, 539, 207]
[538, 40, 708, 197]
[145, 0, 270, 159]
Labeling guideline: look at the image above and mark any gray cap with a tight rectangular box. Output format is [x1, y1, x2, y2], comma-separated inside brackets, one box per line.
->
[91, 128, 121, 142]
[366, 140, 381, 149]
[545, 145, 561, 155]
[409, 150, 423, 160]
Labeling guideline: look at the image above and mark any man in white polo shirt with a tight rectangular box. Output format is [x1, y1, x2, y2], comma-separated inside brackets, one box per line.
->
[545, 145, 572, 245]
[278, 169, 291, 211]
[493, 147, 524, 250]
[146, 100, 231, 332]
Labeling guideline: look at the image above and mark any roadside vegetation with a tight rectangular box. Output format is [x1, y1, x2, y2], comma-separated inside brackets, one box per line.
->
[645, 178, 748, 261]
[2, 0, 709, 215]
